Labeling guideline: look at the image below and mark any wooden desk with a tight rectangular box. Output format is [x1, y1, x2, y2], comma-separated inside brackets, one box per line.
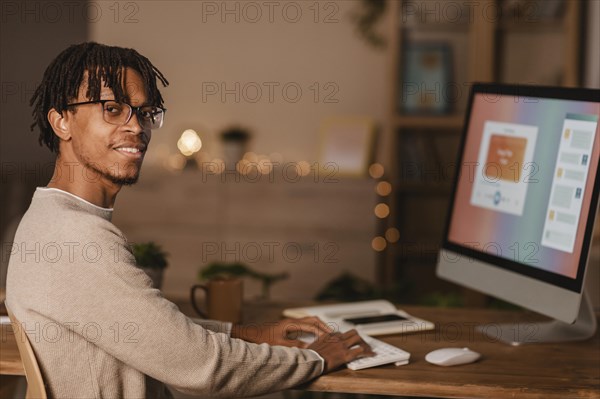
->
[303, 306, 600, 398]
[2, 302, 599, 398]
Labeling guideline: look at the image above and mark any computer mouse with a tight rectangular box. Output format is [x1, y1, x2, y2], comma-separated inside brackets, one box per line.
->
[425, 347, 481, 366]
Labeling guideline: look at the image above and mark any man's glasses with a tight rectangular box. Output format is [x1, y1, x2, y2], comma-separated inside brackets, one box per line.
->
[65, 100, 166, 130]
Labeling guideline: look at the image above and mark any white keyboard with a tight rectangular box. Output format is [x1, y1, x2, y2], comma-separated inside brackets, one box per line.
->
[346, 335, 410, 370]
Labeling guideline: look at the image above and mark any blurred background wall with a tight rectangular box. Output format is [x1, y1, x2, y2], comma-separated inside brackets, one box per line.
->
[88, 1, 391, 168]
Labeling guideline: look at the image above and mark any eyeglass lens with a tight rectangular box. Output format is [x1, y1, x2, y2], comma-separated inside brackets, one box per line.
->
[102, 101, 164, 129]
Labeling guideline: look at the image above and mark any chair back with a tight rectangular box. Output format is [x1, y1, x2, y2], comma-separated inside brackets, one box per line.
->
[6, 307, 48, 399]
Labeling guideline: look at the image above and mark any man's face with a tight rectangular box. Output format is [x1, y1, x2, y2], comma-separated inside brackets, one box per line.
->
[65, 68, 151, 186]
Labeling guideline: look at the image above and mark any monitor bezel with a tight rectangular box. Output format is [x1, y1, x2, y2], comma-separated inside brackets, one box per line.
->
[441, 83, 600, 293]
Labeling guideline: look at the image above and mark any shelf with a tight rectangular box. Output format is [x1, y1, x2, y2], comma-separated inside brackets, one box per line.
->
[394, 114, 464, 130]
[383, 0, 583, 295]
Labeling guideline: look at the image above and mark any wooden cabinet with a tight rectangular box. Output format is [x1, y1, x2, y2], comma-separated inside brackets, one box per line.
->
[382, 0, 584, 304]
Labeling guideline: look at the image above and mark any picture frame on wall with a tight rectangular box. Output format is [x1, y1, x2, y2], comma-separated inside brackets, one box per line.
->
[399, 41, 453, 115]
[318, 117, 376, 178]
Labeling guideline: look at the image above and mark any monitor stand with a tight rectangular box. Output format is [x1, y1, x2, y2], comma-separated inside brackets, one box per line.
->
[478, 292, 597, 346]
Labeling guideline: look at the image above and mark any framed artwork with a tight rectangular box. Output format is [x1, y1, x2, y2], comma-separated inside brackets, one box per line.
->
[318, 117, 376, 178]
[399, 41, 453, 115]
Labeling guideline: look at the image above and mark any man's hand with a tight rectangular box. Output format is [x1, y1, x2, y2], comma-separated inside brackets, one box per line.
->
[230, 316, 333, 347]
[230, 317, 374, 373]
[307, 330, 374, 373]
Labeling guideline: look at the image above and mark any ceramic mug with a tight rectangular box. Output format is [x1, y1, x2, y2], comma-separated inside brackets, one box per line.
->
[190, 277, 243, 323]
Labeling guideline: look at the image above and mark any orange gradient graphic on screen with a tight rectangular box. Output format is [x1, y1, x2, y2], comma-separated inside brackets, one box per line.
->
[484, 134, 527, 182]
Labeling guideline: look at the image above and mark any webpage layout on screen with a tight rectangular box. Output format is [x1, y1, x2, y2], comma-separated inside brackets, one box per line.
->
[541, 113, 599, 253]
[448, 93, 600, 280]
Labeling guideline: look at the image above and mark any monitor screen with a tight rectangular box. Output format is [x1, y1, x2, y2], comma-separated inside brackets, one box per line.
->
[437, 84, 600, 323]
[443, 84, 600, 295]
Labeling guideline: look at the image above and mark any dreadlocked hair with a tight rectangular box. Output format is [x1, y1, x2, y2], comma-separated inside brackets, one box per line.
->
[30, 42, 169, 153]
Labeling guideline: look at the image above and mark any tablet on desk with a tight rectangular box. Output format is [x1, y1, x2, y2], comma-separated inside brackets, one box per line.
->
[283, 300, 434, 336]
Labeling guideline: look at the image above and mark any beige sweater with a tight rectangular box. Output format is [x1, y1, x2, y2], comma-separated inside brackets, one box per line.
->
[6, 188, 322, 398]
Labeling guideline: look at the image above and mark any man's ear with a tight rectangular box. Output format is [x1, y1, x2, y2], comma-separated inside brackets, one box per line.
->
[47, 109, 71, 141]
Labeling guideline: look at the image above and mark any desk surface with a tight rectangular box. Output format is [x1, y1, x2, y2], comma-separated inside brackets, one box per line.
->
[2, 300, 599, 398]
[303, 305, 600, 398]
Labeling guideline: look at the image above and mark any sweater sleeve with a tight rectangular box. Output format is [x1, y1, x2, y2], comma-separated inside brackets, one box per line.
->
[42, 215, 323, 397]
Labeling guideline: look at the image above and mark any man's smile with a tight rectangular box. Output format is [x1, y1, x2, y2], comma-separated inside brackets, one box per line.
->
[113, 142, 147, 159]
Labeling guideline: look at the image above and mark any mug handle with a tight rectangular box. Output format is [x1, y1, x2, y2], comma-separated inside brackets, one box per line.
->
[190, 284, 208, 318]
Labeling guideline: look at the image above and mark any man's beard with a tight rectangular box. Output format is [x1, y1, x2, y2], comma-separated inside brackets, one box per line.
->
[84, 160, 141, 186]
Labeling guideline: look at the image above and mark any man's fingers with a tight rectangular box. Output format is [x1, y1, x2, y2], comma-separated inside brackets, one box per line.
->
[296, 316, 333, 334]
[341, 330, 375, 362]
[340, 329, 361, 340]
[283, 317, 333, 342]
[290, 322, 329, 336]
[345, 345, 376, 362]
[341, 330, 370, 349]
[308, 329, 377, 373]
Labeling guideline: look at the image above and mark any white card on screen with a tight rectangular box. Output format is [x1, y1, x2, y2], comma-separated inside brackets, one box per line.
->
[425, 347, 481, 366]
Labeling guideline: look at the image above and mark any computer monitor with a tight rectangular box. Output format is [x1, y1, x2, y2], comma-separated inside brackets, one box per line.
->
[437, 83, 600, 345]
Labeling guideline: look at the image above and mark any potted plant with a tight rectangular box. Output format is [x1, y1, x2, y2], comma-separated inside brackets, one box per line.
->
[131, 242, 169, 289]
[314, 271, 378, 302]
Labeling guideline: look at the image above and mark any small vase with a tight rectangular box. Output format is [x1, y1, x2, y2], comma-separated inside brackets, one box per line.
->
[222, 140, 247, 170]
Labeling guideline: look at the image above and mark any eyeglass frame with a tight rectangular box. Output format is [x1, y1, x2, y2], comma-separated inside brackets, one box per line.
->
[64, 99, 167, 129]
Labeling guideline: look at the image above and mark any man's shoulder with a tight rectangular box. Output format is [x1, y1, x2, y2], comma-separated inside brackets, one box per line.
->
[17, 190, 122, 242]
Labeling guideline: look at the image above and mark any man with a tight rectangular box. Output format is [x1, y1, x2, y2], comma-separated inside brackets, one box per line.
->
[6, 42, 372, 398]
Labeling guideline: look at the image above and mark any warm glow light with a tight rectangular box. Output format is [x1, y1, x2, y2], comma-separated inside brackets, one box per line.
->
[243, 152, 258, 162]
[236, 159, 250, 174]
[258, 158, 273, 175]
[369, 163, 385, 179]
[177, 129, 202, 156]
[211, 158, 225, 174]
[371, 236, 387, 252]
[238, 159, 262, 176]
[297, 161, 311, 177]
[385, 227, 400, 243]
[374, 203, 390, 218]
[376, 181, 392, 196]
